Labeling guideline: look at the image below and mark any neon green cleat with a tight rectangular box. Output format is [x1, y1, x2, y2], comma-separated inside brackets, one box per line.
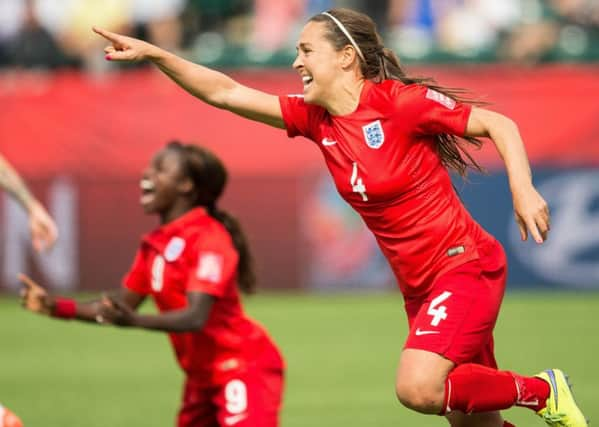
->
[535, 369, 588, 427]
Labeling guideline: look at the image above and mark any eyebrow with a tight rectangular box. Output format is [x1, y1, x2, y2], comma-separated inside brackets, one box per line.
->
[296, 42, 312, 50]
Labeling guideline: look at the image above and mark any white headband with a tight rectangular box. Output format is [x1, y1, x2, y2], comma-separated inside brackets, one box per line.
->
[321, 12, 365, 62]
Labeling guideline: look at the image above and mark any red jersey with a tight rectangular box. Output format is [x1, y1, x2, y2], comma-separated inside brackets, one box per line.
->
[123, 207, 283, 384]
[279, 80, 496, 297]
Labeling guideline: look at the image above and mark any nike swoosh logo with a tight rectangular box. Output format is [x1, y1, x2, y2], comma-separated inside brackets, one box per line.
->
[415, 328, 440, 336]
[224, 413, 248, 426]
[322, 137, 337, 146]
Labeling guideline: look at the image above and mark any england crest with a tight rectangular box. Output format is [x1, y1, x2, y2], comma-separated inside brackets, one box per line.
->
[362, 120, 385, 149]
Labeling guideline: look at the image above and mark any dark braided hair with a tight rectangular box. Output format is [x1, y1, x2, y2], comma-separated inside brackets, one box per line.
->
[166, 141, 256, 294]
[310, 8, 486, 177]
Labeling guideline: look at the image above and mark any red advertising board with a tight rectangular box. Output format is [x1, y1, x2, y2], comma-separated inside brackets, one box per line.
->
[0, 65, 597, 292]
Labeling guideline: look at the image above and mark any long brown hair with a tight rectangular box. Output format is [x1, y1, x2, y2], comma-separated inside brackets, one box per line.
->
[310, 8, 485, 177]
[167, 141, 256, 294]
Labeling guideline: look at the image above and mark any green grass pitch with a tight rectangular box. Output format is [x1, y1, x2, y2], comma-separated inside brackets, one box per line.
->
[0, 292, 596, 427]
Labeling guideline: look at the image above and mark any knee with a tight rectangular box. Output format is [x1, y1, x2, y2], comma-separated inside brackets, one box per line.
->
[395, 377, 445, 414]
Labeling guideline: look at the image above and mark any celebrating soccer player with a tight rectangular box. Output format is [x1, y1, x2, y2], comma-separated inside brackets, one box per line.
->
[21, 142, 285, 427]
[92, 8, 587, 427]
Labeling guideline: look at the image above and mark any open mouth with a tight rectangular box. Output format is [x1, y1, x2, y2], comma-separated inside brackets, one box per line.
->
[140, 178, 156, 204]
[302, 75, 313, 89]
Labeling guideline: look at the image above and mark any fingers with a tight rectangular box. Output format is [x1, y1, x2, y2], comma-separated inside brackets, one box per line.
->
[18, 273, 39, 291]
[18, 273, 49, 314]
[535, 216, 550, 242]
[526, 218, 543, 244]
[92, 26, 121, 43]
[515, 216, 528, 241]
[107, 294, 129, 312]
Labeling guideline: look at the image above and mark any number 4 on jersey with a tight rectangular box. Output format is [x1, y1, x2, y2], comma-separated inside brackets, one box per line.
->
[427, 291, 452, 326]
[351, 162, 368, 201]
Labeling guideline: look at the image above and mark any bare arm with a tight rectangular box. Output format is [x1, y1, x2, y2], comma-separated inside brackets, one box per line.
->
[19, 273, 145, 323]
[0, 155, 58, 251]
[465, 107, 550, 244]
[20, 274, 214, 332]
[0, 154, 35, 211]
[93, 27, 285, 129]
[101, 291, 215, 332]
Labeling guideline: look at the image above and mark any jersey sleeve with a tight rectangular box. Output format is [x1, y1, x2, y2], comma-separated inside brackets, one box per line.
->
[278, 94, 321, 141]
[122, 248, 150, 294]
[185, 228, 239, 297]
[397, 84, 472, 137]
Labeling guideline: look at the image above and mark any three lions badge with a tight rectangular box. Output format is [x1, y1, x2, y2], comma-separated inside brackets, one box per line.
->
[362, 120, 385, 149]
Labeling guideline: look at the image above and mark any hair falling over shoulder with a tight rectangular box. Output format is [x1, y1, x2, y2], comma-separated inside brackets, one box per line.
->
[312, 8, 487, 177]
[167, 141, 256, 293]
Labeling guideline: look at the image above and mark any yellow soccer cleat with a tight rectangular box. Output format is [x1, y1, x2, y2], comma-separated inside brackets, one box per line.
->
[535, 369, 588, 427]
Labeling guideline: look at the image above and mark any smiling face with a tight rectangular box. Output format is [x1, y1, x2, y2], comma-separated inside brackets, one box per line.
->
[140, 148, 191, 219]
[293, 21, 346, 106]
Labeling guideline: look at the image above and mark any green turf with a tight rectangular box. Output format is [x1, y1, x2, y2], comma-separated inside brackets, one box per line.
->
[0, 292, 596, 427]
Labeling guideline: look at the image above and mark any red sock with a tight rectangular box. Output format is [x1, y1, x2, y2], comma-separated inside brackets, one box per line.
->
[442, 364, 518, 413]
[503, 422, 516, 427]
[512, 374, 550, 412]
[442, 364, 551, 414]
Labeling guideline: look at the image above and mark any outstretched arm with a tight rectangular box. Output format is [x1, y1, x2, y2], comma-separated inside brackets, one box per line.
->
[465, 107, 550, 244]
[100, 292, 215, 333]
[19, 274, 214, 333]
[19, 273, 145, 323]
[0, 155, 58, 251]
[93, 27, 285, 129]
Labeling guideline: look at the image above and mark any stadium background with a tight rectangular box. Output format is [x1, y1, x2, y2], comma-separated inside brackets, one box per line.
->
[0, 1, 597, 426]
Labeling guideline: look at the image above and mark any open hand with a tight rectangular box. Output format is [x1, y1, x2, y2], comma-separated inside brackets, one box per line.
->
[28, 201, 58, 252]
[512, 185, 550, 244]
[19, 273, 52, 315]
[93, 27, 157, 62]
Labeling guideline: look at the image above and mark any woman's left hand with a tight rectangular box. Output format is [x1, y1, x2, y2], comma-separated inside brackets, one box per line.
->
[512, 185, 550, 244]
[98, 294, 137, 327]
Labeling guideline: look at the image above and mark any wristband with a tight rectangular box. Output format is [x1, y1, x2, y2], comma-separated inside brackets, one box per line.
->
[52, 298, 77, 319]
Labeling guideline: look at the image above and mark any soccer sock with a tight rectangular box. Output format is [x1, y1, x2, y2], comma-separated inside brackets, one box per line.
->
[441, 364, 550, 414]
[503, 422, 516, 427]
[442, 363, 518, 413]
[512, 374, 550, 412]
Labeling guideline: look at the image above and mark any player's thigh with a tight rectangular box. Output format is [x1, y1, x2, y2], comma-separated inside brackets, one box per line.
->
[214, 368, 284, 427]
[397, 348, 454, 391]
[446, 410, 504, 427]
[404, 259, 505, 366]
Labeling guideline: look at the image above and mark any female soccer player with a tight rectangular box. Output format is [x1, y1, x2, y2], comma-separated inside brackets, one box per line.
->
[0, 153, 58, 252]
[20, 141, 285, 427]
[92, 8, 587, 427]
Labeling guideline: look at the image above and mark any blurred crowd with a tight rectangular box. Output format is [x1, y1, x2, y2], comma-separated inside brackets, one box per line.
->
[1, 0, 598, 71]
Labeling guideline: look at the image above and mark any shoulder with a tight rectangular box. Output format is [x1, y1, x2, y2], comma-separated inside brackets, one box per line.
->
[280, 94, 327, 118]
[182, 216, 235, 253]
[365, 79, 425, 107]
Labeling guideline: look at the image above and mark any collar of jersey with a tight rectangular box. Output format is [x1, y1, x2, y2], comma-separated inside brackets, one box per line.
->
[142, 206, 208, 248]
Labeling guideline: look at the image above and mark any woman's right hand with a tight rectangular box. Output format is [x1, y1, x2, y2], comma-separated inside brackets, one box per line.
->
[93, 27, 158, 62]
[18, 273, 53, 315]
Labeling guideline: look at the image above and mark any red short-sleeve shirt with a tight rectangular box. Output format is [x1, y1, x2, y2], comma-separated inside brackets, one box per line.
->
[123, 207, 283, 383]
[279, 80, 496, 297]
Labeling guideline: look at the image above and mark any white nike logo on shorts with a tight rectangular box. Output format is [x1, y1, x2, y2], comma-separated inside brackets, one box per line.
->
[224, 413, 248, 426]
[415, 328, 440, 336]
[321, 137, 337, 146]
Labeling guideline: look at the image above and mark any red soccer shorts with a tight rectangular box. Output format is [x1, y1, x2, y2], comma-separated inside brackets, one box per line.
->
[177, 365, 284, 427]
[404, 240, 507, 367]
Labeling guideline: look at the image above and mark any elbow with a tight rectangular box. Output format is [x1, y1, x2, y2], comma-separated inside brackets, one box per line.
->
[486, 112, 520, 140]
[494, 113, 519, 134]
[178, 313, 207, 332]
[188, 317, 206, 332]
